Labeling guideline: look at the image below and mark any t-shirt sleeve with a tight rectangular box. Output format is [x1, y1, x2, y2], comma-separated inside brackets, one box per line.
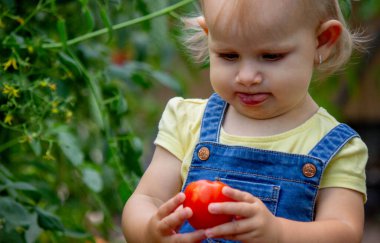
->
[153, 97, 205, 162]
[154, 97, 185, 161]
[320, 137, 368, 201]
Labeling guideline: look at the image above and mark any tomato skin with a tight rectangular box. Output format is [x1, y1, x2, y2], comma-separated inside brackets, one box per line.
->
[183, 180, 234, 229]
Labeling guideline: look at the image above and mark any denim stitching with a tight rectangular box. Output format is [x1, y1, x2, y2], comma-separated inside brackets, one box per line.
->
[216, 102, 228, 143]
[200, 93, 227, 143]
[196, 142, 324, 161]
[324, 134, 359, 166]
[308, 123, 359, 164]
[189, 165, 321, 188]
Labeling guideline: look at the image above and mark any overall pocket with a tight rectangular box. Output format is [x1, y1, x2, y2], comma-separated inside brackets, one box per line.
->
[220, 178, 280, 215]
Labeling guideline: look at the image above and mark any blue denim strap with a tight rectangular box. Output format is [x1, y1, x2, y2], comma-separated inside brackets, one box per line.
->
[200, 94, 359, 167]
[199, 93, 227, 143]
[308, 123, 359, 165]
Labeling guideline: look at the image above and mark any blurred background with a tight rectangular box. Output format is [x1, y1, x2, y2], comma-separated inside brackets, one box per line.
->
[0, 0, 379, 242]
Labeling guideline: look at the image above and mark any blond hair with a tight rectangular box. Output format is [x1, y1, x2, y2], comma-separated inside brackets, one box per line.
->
[182, 0, 365, 76]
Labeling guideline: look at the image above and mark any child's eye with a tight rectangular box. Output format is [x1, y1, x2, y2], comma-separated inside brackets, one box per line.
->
[262, 53, 285, 61]
[218, 53, 239, 61]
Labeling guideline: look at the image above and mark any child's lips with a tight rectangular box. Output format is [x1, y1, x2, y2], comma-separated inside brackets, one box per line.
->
[237, 92, 270, 105]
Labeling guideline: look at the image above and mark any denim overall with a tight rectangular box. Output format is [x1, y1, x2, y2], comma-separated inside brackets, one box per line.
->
[179, 93, 359, 242]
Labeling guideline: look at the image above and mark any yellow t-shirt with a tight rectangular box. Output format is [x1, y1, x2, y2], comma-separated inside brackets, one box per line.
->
[154, 97, 368, 199]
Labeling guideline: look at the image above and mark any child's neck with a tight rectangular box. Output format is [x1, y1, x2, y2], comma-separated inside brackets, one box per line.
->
[223, 96, 319, 137]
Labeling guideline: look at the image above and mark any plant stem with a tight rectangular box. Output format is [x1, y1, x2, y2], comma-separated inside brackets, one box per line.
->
[0, 137, 22, 153]
[42, 0, 195, 49]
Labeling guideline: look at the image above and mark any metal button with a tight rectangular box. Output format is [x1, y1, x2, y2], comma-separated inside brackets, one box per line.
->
[302, 163, 317, 178]
[198, 147, 210, 161]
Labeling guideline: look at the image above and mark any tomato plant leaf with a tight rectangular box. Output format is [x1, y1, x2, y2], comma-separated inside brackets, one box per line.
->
[58, 51, 82, 77]
[151, 70, 182, 93]
[58, 131, 84, 166]
[82, 168, 103, 193]
[99, 7, 114, 43]
[0, 164, 13, 178]
[24, 213, 42, 243]
[82, 7, 95, 33]
[89, 89, 105, 129]
[0, 197, 33, 227]
[57, 18, 68, 49]
[29, 138, 42, 156]
[5, 182, 37, 191]
[339, 0, 352, 19]
[36, 207, 65, 232]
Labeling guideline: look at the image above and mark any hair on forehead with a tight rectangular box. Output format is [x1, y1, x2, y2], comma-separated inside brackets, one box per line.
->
[202, 0, 310, 41]
[201, 0, 340, 31]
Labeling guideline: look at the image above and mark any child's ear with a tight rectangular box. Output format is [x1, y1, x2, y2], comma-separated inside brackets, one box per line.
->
[197, 16, 209, 35]
[315, 20, 343, 63]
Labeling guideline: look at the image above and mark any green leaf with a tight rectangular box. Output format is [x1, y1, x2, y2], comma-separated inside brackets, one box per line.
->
[339, 0, 352, 19]
[0, 164, 13, 178]
[36, 208, 65, 232]
[58, 51, 82, 77]
[5, 182, 37, 191]
[24, 213, 42, 243]
[82, 7, 95, 33]
[110, 93, 128, 115]
[118, 177, 134, 202]
[151, 70, 182, 93]
[29, 138, 42, 156]
[57, 17, 68, 49]
[107, 61, 182, 92]
[82, 168, 103, 192]
[89, 88, 105, 129]
[99, 7, 113, 42]
[57, 131, 84, 166]
[0, 197, 32, 227]
[116, 94, 128, 114]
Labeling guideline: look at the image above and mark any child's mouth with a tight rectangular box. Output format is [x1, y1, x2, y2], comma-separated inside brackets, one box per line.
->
[237, 92, 269, 106]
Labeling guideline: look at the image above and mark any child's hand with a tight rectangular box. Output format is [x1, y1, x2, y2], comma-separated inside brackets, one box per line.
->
[204, 187, 280, 243]
[145, 192, 206, 243]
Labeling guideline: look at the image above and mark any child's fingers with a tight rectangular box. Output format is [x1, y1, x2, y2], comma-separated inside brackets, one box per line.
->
[205, 218, 252, 239]
[209, 201, 258, 218]
[156, 192, 186, 220]
[222, 186, 257, 203]
[158, 206, 193, 233]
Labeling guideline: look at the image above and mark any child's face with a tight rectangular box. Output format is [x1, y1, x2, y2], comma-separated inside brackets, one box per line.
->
[204, 0, 319, 120]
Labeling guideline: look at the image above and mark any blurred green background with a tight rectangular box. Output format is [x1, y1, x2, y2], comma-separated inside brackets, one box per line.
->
[0, 0, 379, 242]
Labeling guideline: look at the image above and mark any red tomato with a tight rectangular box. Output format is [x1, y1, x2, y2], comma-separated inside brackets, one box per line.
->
[183, 180, 234, 229]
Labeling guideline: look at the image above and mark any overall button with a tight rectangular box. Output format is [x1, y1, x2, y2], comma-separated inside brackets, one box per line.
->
[198, 147, 210, 161]
[302, 163, 317, 178]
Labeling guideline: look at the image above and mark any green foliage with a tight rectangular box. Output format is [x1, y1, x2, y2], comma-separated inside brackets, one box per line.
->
[339, 0, 353, 19]
[0, 0, 196, 242]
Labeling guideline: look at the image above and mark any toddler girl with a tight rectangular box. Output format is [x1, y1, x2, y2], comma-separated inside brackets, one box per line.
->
[122, 1, 368, 242]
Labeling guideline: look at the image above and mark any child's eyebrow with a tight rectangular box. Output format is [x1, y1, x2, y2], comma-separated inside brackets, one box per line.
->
[209, 36, 295, 53]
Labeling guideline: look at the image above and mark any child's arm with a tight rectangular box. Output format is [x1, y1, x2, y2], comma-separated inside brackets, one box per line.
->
[205, 187, 364, 243]
[121, 146, 205, 243]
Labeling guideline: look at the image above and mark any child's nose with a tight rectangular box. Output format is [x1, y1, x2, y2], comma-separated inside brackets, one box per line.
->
[235, 63, 262, 86]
